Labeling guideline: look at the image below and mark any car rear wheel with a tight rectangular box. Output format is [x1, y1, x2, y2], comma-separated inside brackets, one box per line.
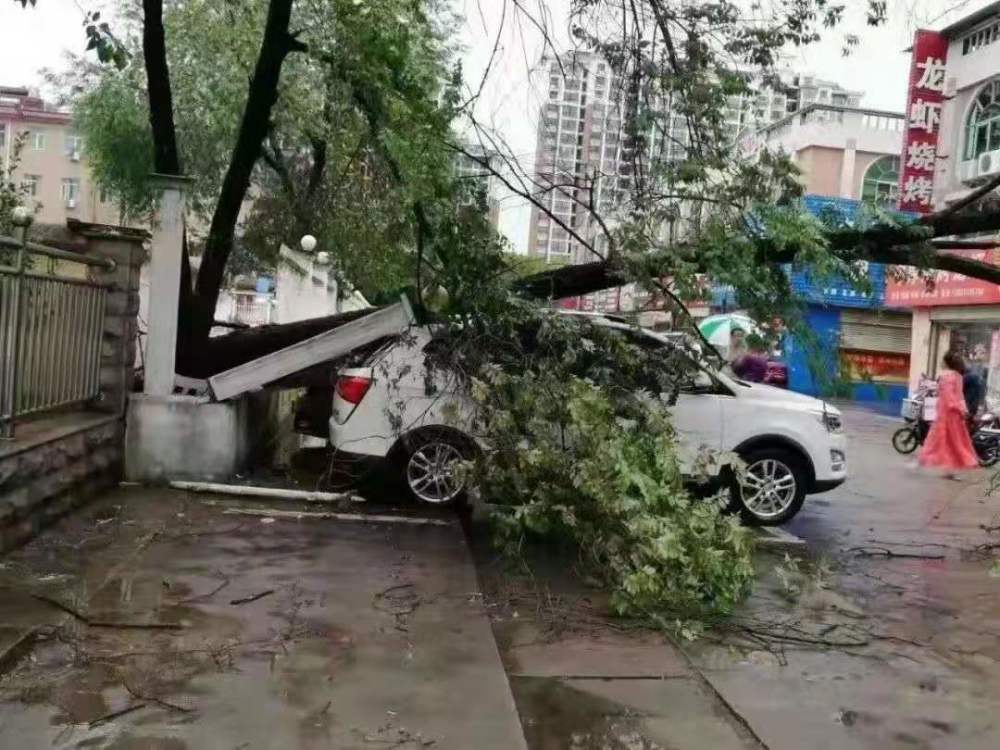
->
[729, 448, 807, 525]
[398, 431, 471, 505]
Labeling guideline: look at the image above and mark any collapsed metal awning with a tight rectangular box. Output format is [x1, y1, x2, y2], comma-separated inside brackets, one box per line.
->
[207, 295, 416, 401]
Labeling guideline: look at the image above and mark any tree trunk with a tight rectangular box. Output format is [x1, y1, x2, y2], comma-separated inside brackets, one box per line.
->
[142, 0, 181, 175]
[190, 0, 304, 345]
[178, 307, 379, 378]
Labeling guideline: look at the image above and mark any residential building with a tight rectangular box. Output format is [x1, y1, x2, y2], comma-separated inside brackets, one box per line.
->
[740, 103, 905, 203]
[526, 53, 862, 266]
[881, 5, 1000, 404]
[0, 86, 118, 227]
[734, 103, 913, 409]
[454, 143, 501, 229]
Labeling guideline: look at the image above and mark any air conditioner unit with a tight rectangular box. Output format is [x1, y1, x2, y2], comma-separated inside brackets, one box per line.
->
[959, 150, 1000, 184]
[979, 149, 1000, 179]
[959, 158, 979, 183]
[65, 198, 76, 209]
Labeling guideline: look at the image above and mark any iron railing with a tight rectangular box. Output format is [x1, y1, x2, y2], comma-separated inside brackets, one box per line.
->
[0, 231, 115, 439]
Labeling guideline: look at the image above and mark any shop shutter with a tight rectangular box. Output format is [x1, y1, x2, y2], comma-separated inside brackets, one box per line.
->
[840, 310, 912, 353]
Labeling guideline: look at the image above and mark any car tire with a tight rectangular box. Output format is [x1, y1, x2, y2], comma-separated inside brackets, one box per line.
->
[728, 448, 808, 526]
[396, 429, 473, 506]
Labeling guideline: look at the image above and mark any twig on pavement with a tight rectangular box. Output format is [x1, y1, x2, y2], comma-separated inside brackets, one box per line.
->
[179, 578, 230, 604]
[30, 593, 184, 630]
[847, 546, 945, 560]
[124, 681, 195, 714]
[88, 703, 146, 728]
[230, 589, 275, 606]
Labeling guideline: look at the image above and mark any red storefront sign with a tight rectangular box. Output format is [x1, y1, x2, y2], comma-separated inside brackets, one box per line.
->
[841, 350, 911, 385]
[898, 30, 948, 213]
[885, 250, 1000, 306]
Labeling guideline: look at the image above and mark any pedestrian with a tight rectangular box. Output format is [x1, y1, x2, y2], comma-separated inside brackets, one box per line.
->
[733, 334, 768, 382]
[728, 326, 747, 364]
[919, 350, 979, 475]
[963, 344, 987, 417]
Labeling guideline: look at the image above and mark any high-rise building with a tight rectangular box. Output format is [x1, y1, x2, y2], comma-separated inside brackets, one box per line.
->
[526, 54, 863, 266]
[454, 143, 501, 230]
[0, 86, 118, 227]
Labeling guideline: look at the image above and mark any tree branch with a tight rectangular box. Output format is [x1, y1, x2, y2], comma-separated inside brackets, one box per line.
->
[920, 171, 1000, 225]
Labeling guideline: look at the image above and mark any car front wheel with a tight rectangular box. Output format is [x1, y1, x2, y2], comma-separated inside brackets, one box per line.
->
[729, 448, 808, 525]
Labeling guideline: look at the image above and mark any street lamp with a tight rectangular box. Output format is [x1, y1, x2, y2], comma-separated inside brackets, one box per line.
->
[300, 234, 317, 253]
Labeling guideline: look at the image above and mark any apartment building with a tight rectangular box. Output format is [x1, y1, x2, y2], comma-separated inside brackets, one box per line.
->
[743, 102, 905, 204]
[526, 53, 863, 265]
[0, 86, 118, 227]
[454, 143, 501, 230]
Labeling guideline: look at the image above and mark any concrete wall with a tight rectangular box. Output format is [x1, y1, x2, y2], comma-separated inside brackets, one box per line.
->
[797, 146, 845, 197]
[0, 222, 144, 552]
[125, 393, 272, 483]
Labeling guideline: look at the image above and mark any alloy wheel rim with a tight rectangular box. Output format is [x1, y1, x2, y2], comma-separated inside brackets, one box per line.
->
[406, 442, 464, 503]
[741, 459, 797, 518]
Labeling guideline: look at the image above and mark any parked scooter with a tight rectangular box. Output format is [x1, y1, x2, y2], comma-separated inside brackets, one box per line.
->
[893, 377, 1000, 467]
[892, 378, 936, 454]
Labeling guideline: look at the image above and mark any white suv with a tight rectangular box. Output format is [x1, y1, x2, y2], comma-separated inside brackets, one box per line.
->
[329, 314, 846, 525]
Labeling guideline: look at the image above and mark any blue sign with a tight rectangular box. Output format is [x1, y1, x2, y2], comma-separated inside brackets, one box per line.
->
[787, 195, 886, 308]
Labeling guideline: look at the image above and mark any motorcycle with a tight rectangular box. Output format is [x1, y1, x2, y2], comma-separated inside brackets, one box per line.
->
[972, 412, 1000, 467]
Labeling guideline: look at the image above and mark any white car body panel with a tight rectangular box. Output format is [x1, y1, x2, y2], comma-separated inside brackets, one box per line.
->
[329, 317, 847, 491]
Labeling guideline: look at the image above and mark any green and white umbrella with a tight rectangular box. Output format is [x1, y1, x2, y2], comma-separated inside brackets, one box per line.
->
[698, 313, 760, 359]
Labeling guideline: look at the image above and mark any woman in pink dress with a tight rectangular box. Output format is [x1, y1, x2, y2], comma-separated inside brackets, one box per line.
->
[920, 350, 979, 473]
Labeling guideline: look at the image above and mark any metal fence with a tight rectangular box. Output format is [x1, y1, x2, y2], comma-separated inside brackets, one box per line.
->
[0, 231, 114, 439]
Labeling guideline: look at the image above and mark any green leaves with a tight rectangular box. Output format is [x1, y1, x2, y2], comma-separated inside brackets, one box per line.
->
[460, 313, 755, 628]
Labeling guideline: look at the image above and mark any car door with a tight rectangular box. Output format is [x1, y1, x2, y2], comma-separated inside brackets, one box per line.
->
[670, 372, 725, 477]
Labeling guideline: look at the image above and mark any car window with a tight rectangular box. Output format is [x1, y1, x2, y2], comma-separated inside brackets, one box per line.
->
[604, 326, 727, 396]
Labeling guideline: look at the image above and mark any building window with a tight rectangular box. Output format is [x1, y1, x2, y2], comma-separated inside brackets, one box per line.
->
[961, 21, 1000, 55]
[21, 174, 39, 196]
[964, 79, 1000, 161]
[61, 177, 80, 207]
[65, 133, 83, 158]
[31, 130, 46, 151]
[861, 156, 900, 207]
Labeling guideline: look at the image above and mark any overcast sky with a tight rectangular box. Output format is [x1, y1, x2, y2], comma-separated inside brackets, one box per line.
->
[2, 0, 996, 250]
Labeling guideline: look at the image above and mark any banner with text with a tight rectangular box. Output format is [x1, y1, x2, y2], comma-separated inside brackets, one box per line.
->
[898, 29, 948, 213]
[885, 250, 1000, 306]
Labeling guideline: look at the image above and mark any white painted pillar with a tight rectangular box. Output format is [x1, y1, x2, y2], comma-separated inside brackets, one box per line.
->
[839, 137, 857, 199]
[908, 308, 932, 395]
[144, 174, 192, 396]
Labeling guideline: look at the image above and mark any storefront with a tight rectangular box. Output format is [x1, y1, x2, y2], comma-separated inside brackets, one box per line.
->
[780, 195, 913, 409]
[885, 245, 1000, 403]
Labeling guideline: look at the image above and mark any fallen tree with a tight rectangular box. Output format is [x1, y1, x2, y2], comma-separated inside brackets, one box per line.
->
[190, 171, 1000, 376]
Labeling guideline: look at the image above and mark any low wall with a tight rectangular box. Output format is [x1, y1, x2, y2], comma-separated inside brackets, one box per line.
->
[125, 392, 273, 483]
[0, 414, 122, 552]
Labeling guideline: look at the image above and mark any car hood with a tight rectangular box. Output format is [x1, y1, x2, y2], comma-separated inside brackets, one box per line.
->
[735, 380, 839, 413]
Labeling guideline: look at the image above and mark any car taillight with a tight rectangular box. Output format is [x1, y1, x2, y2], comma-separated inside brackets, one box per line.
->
[336, 375, 372, 405]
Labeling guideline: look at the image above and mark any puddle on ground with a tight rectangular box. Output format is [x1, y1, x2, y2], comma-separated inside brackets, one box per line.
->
[510, 676, 665, 750]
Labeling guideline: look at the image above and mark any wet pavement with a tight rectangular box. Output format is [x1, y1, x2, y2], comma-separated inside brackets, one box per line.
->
[0, 488, 526, 749]
[3, 406, 1000, 749]
[686, 405, 1000, 750]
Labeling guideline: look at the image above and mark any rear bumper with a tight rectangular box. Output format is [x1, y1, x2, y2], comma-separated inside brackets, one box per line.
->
[329, 417, 392, 457]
